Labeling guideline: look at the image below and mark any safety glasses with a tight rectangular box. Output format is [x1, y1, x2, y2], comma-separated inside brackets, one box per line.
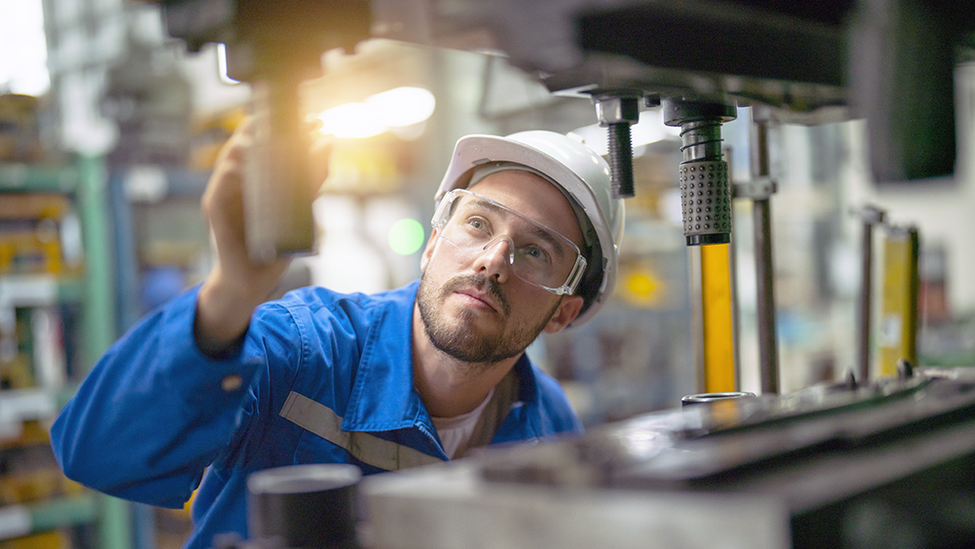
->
[432, 189, 587, 295]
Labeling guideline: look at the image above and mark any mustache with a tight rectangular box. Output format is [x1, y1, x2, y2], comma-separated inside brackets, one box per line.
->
[443, 274, 510, 316]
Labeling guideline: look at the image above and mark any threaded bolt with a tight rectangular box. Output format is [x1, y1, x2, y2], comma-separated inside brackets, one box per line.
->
[593, 94, 640, 199]
[608, 123, 634, 198]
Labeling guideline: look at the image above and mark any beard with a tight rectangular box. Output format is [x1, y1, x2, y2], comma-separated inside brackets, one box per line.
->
[416, 271, 558, 367]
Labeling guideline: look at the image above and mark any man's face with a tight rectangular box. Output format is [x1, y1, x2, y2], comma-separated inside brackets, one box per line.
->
[416, 170, 585, 366]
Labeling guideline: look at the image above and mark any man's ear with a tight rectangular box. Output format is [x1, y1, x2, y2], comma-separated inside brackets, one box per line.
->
[543, 295, 584, 333]
[419, 229, 439, 272]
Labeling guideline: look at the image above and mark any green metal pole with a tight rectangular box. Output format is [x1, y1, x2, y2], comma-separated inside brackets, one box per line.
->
[76, 154, 132, 549]
[76, 155, 116, 367]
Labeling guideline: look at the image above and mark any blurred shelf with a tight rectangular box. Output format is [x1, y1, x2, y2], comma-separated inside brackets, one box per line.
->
[117, 166, 209, 203]
[0, 388, 57, 429]
[0, 156, 130, 549]
[29, 495, 99, 535]
[0, 494, 99, 541]
[0, 164, 79, 194]
[0, 275, 84, 438]
[0, 274, 85, 305]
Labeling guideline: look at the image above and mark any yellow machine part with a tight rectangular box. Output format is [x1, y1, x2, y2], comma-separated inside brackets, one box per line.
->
[878, 228, 919, 377]
[701, 243, 736, 392]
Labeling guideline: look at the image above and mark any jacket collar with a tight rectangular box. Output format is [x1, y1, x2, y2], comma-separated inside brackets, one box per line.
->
[342, 281, 423, 432]
[341, 281, 541, 434]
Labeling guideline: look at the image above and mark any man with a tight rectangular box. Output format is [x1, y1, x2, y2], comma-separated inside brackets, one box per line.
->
[51, 126, 624, 548]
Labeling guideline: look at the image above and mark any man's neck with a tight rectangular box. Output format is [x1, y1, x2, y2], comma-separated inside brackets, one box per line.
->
[411, 304, 518, 418]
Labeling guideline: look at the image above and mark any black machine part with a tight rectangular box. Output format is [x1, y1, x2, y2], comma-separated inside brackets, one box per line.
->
[590, 92, 642, 198]
[664, 99, 737, 246]
[246, 464, 362, 549]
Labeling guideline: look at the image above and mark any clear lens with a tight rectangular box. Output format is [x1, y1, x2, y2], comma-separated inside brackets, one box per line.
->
[432, 189, 587, 295]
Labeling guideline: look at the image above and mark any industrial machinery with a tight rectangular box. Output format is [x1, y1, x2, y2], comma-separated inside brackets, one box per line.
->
[360, 366, 975, 549]
[209, 464, 362, 549]
[156, 0, 974, 389]
[157, 0, 975, 254]
[151, 1, 975, 547]
[159, 0, 373, 261]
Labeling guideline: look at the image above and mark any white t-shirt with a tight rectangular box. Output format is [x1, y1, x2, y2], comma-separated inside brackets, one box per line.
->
[431, 388, 495, 459]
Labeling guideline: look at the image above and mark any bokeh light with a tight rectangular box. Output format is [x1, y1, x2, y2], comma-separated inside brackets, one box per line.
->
[388, 218, 425, 255]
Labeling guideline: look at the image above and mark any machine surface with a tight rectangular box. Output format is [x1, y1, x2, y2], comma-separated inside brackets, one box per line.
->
[361, 368, 975, 548]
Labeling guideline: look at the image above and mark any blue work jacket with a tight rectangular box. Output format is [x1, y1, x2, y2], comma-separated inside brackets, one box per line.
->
[51, 281, 583, 548]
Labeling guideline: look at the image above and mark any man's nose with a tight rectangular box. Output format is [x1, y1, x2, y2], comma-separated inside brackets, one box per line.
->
[472, 237, 513, 283]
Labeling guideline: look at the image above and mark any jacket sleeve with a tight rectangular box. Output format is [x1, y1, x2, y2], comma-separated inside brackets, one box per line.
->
[49, 287, 273, 508]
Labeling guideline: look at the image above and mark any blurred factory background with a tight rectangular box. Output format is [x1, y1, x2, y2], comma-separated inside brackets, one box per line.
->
[2, 0, 975, 548]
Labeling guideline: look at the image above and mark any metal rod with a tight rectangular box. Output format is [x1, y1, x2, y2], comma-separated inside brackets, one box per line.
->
[856, 206, 886, 384]
[680, 119, 724, 162]
[748, 113, 779, 394]
[858, 221, 874, 384]
[753, 198, 779, 394]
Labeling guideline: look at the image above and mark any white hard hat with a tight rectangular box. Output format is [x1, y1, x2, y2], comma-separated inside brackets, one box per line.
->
[435, 130, 624, 328]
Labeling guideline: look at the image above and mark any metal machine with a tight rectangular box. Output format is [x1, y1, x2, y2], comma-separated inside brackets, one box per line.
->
[360, 366, 975, 549]
[153, 1, 975, 547]
[159, 0, 373, 261]
[157, 0, 975, 254]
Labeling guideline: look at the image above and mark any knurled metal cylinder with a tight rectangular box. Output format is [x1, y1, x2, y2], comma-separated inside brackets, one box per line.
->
[680, 160, 731, 246]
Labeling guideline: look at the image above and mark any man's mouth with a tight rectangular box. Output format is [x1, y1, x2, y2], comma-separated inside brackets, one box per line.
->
[457, 288, 500, 312]
[444, 275, 510, 316]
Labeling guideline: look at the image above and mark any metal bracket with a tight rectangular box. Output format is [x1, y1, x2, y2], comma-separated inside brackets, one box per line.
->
[731, 178, 777, 201]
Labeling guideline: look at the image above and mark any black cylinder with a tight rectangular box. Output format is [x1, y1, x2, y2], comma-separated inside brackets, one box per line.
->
[247, 464, 362, 549]
[664, 100, 736, 247]
[679, 160, 731, 246]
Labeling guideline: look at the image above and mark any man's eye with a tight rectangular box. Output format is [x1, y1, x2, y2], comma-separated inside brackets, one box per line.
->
[521, 245, 551, 264]
[466, 217, 489, 232]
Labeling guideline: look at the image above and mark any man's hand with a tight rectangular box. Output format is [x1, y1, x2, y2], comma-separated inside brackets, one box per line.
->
[193, 120, 328, 357]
